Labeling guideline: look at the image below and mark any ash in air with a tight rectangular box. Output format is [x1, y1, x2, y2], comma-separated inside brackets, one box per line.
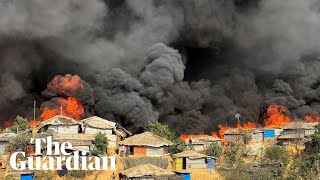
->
[0, 0, 320, 133]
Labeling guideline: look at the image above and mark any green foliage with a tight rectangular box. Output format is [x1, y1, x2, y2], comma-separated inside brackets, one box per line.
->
[204, 143, 222, 157]
[9, 116, 29, 133]
[6, 133, 30, 153]
[91, 132, 108, 156]
[145, 121, 186, 153]
[34, 170, 54, 180]
[239, 130, 252, 143]
[263, 146, 290, 164]
[224, 142, 245, 166]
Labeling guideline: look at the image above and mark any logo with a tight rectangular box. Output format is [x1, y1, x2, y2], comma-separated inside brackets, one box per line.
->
[9, 136, 116, 171]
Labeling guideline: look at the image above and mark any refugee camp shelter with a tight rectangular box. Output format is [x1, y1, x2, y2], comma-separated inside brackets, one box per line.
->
[119, 163, 182, 180]
[173, 150, 211, 171]
[37, 115, 80, 134]
[52, 133, 96, 151]
[119, 131, 173, 156]
[223, 129, 240, 142]
[81, 116, 131, 138]
[0, 133, 16, 154]
[186, 135, 221, 152]
[250, 129, 264, 143]
[278, 122, 318, 147]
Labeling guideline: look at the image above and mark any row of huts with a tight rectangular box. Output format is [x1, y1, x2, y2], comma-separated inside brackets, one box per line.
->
[0, 115, 214, 179]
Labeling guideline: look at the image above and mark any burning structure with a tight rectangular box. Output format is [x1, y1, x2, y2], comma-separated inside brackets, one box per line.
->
[1, 0, 320, 135]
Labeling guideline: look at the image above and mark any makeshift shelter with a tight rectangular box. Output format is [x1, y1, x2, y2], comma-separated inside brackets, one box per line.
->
[119, 164, 182, 180]
[0, 133, 16, 154]
[119, 132, 173, 156]
[278, 122, 318, 146]
[37, 115, 80, 134]
[173, 151, 211, 171]
[185, 135, 221, 152]
[81, 116, 131, 138]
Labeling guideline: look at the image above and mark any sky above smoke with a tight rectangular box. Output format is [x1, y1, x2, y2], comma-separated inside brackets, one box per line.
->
[0, 0, 320, 133]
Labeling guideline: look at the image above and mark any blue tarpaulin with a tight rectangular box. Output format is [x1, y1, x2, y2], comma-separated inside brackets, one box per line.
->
[20, 174, 33, 180]
[59, 166, 68, 177]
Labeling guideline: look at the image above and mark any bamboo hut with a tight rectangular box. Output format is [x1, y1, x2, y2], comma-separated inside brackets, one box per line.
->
[119, 132, 173, 156]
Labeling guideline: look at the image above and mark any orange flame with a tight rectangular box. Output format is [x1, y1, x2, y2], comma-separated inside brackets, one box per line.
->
[305, 112, 320, 122]
[180, 133, 205, 140]
[41, 97, 84, 120]
[265, 104, 291, 128]
[48, 74, 84, 93]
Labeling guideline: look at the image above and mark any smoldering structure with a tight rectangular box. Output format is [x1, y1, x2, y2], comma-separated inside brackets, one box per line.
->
[0, 0, 320, 133]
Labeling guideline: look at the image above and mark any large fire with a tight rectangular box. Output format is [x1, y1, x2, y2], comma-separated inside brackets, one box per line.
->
[305, 112, 320, 122]
[41, 97, 84, 120]
[264, 104, 291, 128]
[47, 74, 84, 93]
[180, 104, 293, 142]
[28, 75, 86, 127]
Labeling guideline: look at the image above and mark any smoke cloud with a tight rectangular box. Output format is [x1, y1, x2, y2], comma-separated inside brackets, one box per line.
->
[1, 0, 320, 133]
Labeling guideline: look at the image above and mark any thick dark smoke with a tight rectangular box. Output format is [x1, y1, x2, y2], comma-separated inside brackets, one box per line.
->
[1, 0, 320, 133]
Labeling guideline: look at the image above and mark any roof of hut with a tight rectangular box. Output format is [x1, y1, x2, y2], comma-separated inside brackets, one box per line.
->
[173, 150, 208, 158]
[37, 115, 80, 130]
[0, 133, 16, 142]
[119, 131, 173, 147]
[283, 122, 318, 130]
[81, 116, 132, 136]
[278, 134, 305, 139]
[120, 164, 175, 178]
[187, 135, 221, 145]
[81, 116, 116, 129]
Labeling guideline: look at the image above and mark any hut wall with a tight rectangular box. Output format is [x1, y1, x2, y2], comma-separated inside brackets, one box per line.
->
[133, 146, 146, 156]
[275, 129, 283, 136]
[224, 134, 237, 142]
[48, 125, 78, 134]
[74, 145, 90, 151]
[0, 141, 8, 154]
[251, 132, 263, 141]
[106, 135, 118, 148]
[146, 146, 164, 156]
[192, 144, 205, 152]
[186, 158, 207, 169]
[85, 127, 113, 135]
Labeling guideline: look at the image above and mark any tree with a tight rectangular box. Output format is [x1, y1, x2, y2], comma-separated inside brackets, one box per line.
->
[6, 133, 30, 154]
[91, 132, 108, 156]
[4, 116, 29, 133]
[263, 146, 290, 164]
[204, 143, 222, 157]
[145, 121, 185, 154]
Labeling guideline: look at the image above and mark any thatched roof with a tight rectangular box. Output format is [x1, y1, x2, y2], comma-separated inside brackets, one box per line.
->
[52, 133, 96, 146]
[37, 115, 80, 129]
[0, 133, 16, 142]
[81, 116, 116, 129]
[283, 122, 318, 130]
[119, 131, 173, 147]
[173, 150, 208, 158]
[120, 164, 175, 178]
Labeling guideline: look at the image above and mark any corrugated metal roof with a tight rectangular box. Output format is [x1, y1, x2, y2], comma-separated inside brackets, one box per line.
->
[37, 115, 80, 130]
[173, 150, 208, 158]
[120, 163, 175, 178]
[283, 122, 318, 130]
[119, 131, 173, 147]
[0, 133, 16, 141]
[278, 134, 305, 139]
[81, 116, 116, 129]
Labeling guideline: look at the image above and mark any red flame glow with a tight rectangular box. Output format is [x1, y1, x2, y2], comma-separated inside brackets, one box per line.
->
[41, 97, 84, 120]
[264, 104, 291, 128]
[305, 112, 320, 122]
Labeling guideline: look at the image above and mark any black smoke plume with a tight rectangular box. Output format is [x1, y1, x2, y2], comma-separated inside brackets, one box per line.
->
[1, 0, 320, 133]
